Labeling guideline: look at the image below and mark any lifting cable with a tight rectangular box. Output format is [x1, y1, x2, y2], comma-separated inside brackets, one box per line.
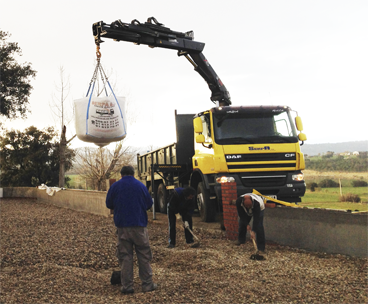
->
[84, 45, 125, 135]
[86, 45, 110, 98]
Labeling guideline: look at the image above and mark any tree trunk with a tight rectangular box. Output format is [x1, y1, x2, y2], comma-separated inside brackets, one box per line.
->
[58, 125, 67, 187]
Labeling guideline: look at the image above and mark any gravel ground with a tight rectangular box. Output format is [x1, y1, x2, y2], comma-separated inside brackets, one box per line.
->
[1, 198, 367, 304]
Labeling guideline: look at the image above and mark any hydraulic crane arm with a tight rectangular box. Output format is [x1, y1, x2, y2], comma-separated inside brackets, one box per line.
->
[92, 17, 231, 106]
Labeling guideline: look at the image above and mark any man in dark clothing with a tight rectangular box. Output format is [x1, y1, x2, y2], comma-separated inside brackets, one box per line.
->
[235, 193, 266, 252]
[167, 186, 196, 248]
[106, 165, 157, 294]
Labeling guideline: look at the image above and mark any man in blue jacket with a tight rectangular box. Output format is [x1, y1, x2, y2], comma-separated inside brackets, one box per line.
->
[106, 165, 157, 294]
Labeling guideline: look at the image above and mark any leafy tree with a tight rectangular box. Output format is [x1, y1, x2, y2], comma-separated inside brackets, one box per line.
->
[0, 30, 37, 120]
[0, 126, 75, 187]
[306, 182, 318, 192]
[351, 180, 368, 187]
[319, 179, 339, 188]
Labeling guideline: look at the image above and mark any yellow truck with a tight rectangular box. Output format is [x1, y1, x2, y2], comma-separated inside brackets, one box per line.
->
[93, 17, 307, 221]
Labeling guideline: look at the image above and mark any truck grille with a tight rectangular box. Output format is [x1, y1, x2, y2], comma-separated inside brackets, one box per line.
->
[240, 172, 287, 187]
[226, 152, 296, 170]
[226, 153, 296, 162]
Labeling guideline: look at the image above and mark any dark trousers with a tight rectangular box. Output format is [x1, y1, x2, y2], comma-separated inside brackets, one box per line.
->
[116, 227, 154, 292]
[167, 207, 193, 246]
[238, 210, 265, 251]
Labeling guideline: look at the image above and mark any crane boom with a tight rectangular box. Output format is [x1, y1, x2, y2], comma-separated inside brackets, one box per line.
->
[92, 17, 231, 106]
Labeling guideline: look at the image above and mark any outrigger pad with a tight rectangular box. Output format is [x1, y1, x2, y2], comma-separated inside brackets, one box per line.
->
[110, 270, 121, 285]
[250, 254, 265, 261]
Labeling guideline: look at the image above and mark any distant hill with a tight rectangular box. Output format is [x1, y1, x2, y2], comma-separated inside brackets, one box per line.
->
[301, 140, 368, 156]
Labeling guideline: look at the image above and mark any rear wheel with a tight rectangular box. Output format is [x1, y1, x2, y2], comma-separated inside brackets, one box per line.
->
[197, 182, 217, 222]
[157, 183, 168, 214]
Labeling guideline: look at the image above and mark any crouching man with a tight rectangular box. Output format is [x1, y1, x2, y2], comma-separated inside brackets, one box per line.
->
[235, 193, 266, 253]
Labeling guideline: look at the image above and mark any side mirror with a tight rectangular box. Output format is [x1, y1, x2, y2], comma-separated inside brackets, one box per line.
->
[298, 133, 307, 141]
[295, 116, 304, 131]
[196, 134, 205, 143]
[193, 117, 203, 133]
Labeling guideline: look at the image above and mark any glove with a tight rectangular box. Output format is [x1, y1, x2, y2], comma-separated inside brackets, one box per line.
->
[184, 221, 190, 229]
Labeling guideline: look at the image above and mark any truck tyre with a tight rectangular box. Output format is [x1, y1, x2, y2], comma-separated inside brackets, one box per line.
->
[157, 183, 168, 214]
[197, 182, 217, 222]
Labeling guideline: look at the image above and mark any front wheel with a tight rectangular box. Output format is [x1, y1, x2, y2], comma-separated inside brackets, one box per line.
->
[157, 183, 168, 214]
[197, 182, 217, 222]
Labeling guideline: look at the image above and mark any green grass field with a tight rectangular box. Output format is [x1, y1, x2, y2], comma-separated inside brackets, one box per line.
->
[300, 187, 368, 211]
[301, 170, 368, 211]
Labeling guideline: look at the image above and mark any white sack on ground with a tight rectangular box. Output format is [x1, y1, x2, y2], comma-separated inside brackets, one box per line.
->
[74, 96, 127, 147]
[38, 184, 63, 196]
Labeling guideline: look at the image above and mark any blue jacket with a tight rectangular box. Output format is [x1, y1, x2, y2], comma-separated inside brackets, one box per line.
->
[106, 176, 153, 227]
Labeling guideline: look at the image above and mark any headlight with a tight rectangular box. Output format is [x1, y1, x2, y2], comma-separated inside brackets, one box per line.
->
[216, 176, 235, 183]
[292, 173, 304, 181]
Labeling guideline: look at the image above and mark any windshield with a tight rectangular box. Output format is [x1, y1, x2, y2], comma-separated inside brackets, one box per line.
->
[213, 108, 298, 144]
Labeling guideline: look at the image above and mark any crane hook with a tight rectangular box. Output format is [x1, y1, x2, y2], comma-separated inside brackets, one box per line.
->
[96, 45, 101, 59]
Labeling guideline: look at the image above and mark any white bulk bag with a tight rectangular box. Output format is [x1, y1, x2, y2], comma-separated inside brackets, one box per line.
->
[74, 95, 127, 147]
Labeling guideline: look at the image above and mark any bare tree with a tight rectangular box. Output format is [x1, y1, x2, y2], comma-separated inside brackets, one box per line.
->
[74, 142, 137, 191]
[49, 66, 76, 187]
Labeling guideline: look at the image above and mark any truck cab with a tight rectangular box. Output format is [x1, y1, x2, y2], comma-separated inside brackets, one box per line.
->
[190, 105, 306, 221]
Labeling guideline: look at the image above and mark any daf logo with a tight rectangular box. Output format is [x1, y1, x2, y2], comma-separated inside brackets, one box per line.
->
[285, 153, 295, 157]
[226, 155, 242, 159]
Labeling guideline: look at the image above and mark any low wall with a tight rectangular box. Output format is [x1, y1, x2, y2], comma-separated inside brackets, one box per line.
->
[3, 187, 110, 217]
[37, 189, 110, 217]
[3, 187, 37, 198]
[264, 207, 368, 258]
[3, 187, 368, 258]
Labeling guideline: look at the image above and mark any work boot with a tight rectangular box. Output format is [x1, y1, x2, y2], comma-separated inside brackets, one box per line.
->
[234, 240, 245, 246]
[120, 288, 134, 295]
[143, 283, 158, 293]
[167, 244, 175, 249]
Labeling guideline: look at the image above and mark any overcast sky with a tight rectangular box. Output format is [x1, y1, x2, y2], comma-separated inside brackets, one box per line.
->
[1, 0, 367, 150]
